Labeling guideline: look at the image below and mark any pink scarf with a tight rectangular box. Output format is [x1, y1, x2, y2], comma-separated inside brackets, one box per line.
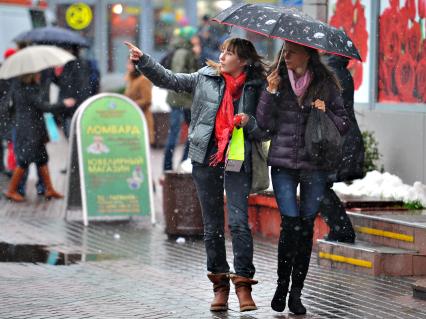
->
[288, 69, 311, 97]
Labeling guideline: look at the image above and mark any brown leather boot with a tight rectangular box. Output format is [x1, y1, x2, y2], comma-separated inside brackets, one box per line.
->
[207, 273, 230, 311]
[4, 167, 26, 202]
[38, 165, 63, 199]
[230, 274, 258, 312]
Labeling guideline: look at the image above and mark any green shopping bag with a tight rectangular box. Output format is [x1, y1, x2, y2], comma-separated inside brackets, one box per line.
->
[225, 127, 244, 172]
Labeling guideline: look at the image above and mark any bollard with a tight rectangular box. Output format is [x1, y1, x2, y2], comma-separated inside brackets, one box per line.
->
[163, 171, 204, 237]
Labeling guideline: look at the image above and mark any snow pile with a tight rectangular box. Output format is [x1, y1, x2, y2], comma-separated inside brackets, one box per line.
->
[333, 170, 426, 207]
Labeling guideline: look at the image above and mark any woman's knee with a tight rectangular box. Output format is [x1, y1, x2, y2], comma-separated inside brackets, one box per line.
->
[204, 223, 225, 238]
[228, 222, 251, 235]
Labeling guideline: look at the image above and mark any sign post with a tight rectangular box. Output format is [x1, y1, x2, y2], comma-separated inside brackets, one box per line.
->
[65, 93, 155, 226]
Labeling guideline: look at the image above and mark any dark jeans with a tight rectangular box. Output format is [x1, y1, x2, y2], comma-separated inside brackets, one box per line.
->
[63, 116, 72, 139]
[271, 167, 328, 217]
[163, 108, 190, 171]
[192, 164, 255, 278]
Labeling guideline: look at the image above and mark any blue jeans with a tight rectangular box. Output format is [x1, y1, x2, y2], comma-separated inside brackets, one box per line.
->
[163, 108, 190, 171]
[271, 167, 328, 217]
[192, 164, 255, 278]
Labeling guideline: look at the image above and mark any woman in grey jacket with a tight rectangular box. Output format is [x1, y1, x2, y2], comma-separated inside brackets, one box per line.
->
[126, 38, 267, 312]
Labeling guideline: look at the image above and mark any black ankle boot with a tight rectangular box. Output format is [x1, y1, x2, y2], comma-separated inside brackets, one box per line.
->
[288, 288, 306, 315]
[271, 282, 288, 312]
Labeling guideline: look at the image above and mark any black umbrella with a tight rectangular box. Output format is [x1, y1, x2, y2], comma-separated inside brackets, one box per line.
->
[14, 26, 89, 48]
[212, 3, 361, 61]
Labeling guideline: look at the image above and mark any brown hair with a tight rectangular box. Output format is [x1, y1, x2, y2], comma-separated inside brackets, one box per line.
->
[207, 37, 266, 80]
[270, 41, 341, 100]
[19, 73, 38, 84]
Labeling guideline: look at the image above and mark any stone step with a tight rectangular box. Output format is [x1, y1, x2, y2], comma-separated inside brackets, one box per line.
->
[348, 211, 426, 254]
[317, 239, 426, 276]
[339, 194, 405, 210]
[413, 279, 426, 300]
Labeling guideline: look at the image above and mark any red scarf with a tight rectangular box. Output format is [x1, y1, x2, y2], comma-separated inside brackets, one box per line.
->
[209, 71, 247, 166]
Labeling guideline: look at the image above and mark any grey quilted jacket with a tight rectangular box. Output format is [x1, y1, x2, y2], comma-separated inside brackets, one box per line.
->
[136, 54, 268, 168]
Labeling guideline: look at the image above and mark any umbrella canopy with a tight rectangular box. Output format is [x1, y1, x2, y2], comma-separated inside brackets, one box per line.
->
[212, 3, 361, 61]
[0, 45, 75, 79]
[14, 26, 89, 48]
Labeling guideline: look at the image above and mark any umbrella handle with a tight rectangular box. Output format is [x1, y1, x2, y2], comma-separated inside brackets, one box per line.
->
[276, 46, 285, 72]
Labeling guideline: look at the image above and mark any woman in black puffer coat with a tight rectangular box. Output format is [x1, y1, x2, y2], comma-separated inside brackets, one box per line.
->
[256, 42, 349, 315]
[4, 72, 74, 202]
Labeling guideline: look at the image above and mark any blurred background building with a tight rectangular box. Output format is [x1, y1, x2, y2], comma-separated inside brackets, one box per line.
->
[1, 0, 426, 185]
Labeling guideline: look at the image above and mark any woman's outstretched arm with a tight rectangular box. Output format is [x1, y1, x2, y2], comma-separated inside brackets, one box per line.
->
[125, 42, 198, 94]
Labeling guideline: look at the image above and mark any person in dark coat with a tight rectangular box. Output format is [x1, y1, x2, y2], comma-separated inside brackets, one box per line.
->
[4, 72, 75, 202]
[0, 75, 13, 175]
[55, 45, 97, 139]
[126, 38, 268, 312]
[0, 48, 19, 176]
[16, 68, 56, 196]
[256, 41, 349, 315]
[319, 54, 365, 244]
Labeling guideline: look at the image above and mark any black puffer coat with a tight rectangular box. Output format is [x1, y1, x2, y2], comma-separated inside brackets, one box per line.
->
[0, 78, 14, 137]
[11, 81, 65, 164]
[56, 58, 94, 117]
[325, 55, 365, 181]
[256, 71, 349, 171]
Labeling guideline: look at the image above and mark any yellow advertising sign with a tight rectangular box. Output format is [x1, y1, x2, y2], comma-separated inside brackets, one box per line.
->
[66, 3, 93, 30]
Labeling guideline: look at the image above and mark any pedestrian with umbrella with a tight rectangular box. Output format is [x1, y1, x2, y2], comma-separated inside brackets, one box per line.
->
[256, 42, 349, 314]
[14, 26, 100, 142]
[0, 45, 76, 202]
[126, 37, 268, 312]
[213, 4, 359, 314]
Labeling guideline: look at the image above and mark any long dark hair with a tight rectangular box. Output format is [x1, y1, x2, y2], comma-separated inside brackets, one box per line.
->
[270, 41, 341, 100]
[207, 37, 266, 80]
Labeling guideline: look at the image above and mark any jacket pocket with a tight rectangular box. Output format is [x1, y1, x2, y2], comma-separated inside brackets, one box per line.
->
[191, 122, 212, 147]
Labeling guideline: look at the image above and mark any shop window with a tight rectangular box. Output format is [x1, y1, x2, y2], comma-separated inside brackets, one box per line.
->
[378, 0, 426, 104]
[153, 0, 186, 52]
[107, 3, 140, 73]
[328, 0, 371, 104]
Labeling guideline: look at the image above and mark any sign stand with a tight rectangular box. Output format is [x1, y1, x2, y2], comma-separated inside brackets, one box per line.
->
[64, 93, 155, 226]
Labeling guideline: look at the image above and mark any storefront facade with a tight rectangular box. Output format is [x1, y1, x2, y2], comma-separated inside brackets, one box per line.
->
[45, 0, 426, 184]
[46, 0, 241, 74]
[327, 0, 426, 184]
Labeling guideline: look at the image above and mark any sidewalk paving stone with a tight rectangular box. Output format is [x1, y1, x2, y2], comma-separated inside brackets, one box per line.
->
[0, 142, 425, 318]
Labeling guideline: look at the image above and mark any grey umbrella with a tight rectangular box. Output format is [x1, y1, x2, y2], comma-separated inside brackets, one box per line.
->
[14, 26, 89, 48]
[212, 3, 361, 61]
